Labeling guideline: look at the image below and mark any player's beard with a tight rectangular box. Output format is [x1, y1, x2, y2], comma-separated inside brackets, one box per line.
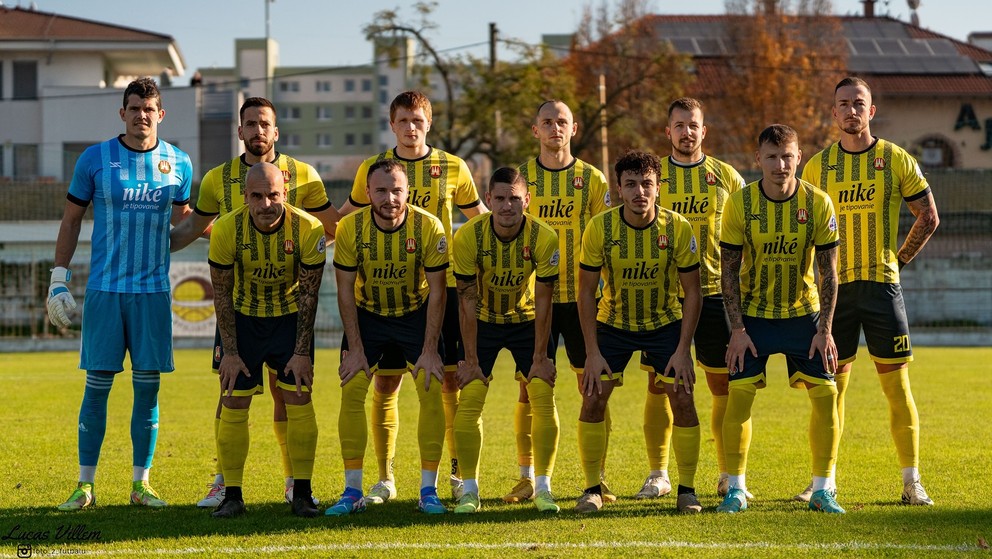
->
[672, 138, 700, 160]
[245, 137, 273, 158]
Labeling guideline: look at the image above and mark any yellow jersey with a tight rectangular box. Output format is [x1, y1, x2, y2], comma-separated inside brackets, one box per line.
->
[720, 180, 839, 319]
[453, 213, 559, 324]
[519, 157, 611, 304]
[580, 206, 699, 332]
[349, 146, 481, 288]
[208, 204, 327, 317]
[658, 155, 745, 297]
[801, 137, 929, 284]
[333, 205, 448, 318]
[196, 153, 332, 216]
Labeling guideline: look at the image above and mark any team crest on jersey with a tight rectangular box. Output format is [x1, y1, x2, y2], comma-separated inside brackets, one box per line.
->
[429, 164, 442, 179]
[549, 249, 560, 267]
[523, 246, 531, 261]
[657, 235, 669, 250]
[796, 208, 809, 224]
[436, 236, 447, 254]
[573, 177, 584, 189]
[157, 160, 172, 174]
[282, 170, 291, 183]
[284, 240, 295, 254]
[873, 157, 886, 170]
[406, 238, 418, 253]
[705, 172, 717, 185]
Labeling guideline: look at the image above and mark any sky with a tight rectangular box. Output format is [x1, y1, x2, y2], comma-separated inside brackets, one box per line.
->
[22, 0, 992, 78]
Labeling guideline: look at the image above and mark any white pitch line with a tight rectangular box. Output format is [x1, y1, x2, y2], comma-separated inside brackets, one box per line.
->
[25, 540, 983, 556]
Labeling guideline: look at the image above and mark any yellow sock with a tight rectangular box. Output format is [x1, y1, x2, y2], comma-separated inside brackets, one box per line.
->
[514, 399, 533, 470]
[879, 368, 919, 469]
[711, 394, 728, 473]
[723, 384, 757, 476]
[218, 406, 250, 487]
[372, 388, 399, 481]
[672, 425, 700, 489]
[834, 371, 850, 439]
[601, 404, 612, 475]
[808, 384, 839, 478]
[416, 375, 445, 473]
[452, 380, 488, 481]
[643, 391, 673, 471]
[285, 401, 318, 480]
[578, 420, 607, 489]
[442, 390, 460, 474]
[339, 373, 371, 470]
[273, 420, 292, 479]
[527, 379, 559, 478]
[214, 417, 224, 477]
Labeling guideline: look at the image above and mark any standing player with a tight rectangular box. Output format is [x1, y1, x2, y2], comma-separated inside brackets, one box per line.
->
[575, 150, 703, 514]
[171, 97, 338, 508]
[51, 78, 192, 510]
[451, 168, 561, 514]
[337, 91, 486, 503]
[207, 163, 325, 518]
[637, 97, 747, 500]
[717, 124, 843, 514]
[511, 99, 611, 504]
[798, 77, 939, 505]
[330, 159, 449, 516]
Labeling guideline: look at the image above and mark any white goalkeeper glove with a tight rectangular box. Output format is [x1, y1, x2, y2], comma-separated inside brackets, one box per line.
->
[47, 266, 77, 329]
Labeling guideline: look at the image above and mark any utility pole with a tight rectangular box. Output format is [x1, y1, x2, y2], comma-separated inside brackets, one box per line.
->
[490, 22, 502, 165]
[265, 0, 274, 100]
[599, 73, 610, 184]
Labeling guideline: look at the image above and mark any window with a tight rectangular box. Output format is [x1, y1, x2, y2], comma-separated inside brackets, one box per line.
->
[362, 133, 373, 146]
[362, 106, 373, 119]
[379, 90, 387, 104]
[380, 118, 389, 131]
[362, 79, 372, 92]
[345, 106, 356, 119]
[316, 162, 332, 175]
[278, 81, 300, 92]
[279, 107, 301, 120]
[0, 61, 4, 100]
[316, 80, 332, 92]
[13, 61, 38, 100]
[316, 106, 332, 120]
[345, 79, 355, 92]
[378, 75, 388, 87]
[316, 133, 332, 148]
[345, 134, 355, 146]
[282, 134, 300, 148]
[13, 144, 38, 178]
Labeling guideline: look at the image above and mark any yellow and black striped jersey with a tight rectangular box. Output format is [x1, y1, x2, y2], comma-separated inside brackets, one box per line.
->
[333, 205, 448, 318]
[720, 180, 839, 319]
[453, 213, 559, 324]
[349, 146, 481, 288]
[208, 204, 326, 317]
[580, 206, 699, 332]
[196, 153, 332, 216]
[519, 157, 610, 304]
[659, 155, 745, 297]
[801, 137, 929, 284]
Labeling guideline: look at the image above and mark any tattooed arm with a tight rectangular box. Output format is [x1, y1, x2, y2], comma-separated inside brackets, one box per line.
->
[721, 247, 755, 374]
[210, 266, 248, 397]
[897, 192, 939, 269]
[811, 246, 839, 373]
[455, 277, 485, 388]
[285, 266, 324, 397]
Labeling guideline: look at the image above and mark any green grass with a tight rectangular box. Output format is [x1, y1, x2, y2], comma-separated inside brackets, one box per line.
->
[0, 347, 990, 558]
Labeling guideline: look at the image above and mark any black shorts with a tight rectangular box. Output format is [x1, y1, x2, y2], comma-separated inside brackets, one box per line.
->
[213, 312, 315, 397]
[550, 302, 587, 372]
[375, 287, 461, 374]
[596, 320, 682, 387]
[340, 303, 444, 371]
[476, 320, 556, 379]
[733, 314, 834, 388]
[832, 281, 912, 365]
[641, 295, 729, 374]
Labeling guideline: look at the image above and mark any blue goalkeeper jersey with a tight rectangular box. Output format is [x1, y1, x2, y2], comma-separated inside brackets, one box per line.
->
[67, 135, 192, 293]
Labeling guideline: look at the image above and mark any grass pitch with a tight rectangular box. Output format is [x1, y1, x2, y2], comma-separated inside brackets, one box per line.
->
[0, 346, 989, 558]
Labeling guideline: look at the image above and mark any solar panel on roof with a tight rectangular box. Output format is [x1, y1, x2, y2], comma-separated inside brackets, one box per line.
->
[902, 40, 933, 56]
[670, 37, 697, 54]
[695, 38, 725, 56]
[928, 40, 960, 55]
[876, 38, 907, 55]
[849, 38, 880, 54]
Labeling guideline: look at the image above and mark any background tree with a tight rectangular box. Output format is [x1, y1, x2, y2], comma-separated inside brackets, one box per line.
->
[710, 0, 848, 169]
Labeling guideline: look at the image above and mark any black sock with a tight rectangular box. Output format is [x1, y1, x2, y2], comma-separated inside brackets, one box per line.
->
[294, 479, 312, 500]
[583, 484, 602, 495]
[677, 484, 695, 496]
[225, 486, 243, 501]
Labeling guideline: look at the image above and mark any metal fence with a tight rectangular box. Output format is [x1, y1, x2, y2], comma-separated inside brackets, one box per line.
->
[1, 170, 989, 348]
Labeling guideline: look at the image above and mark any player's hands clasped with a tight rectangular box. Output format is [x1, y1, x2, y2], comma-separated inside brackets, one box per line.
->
[47, 267, 77, 329]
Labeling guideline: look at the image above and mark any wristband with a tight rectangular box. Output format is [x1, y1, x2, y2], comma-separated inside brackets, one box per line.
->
[51, 267, 72, 284]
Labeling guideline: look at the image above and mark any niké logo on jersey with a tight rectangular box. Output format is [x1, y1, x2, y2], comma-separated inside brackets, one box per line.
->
[837, 182, 875, 204]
